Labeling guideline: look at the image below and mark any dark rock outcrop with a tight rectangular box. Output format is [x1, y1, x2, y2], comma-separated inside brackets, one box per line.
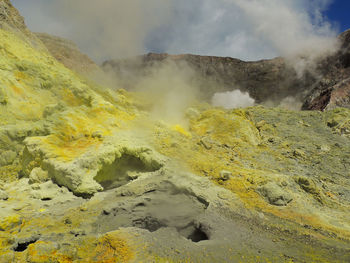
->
[302, 29, 350, 110]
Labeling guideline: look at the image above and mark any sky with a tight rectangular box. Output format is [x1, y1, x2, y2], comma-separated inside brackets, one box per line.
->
[11, 0, 349, 62]
[324, 1, 350, 32]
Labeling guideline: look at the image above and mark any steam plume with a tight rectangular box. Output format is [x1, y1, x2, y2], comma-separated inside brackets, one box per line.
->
[14, 0, 339, 62]
[212, 90, 255, 109]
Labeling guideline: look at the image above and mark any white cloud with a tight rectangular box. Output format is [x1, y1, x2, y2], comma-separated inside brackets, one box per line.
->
[12, 0, 338, 62]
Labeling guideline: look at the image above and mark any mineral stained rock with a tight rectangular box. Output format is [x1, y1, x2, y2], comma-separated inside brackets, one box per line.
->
[0, 1, 350, 262]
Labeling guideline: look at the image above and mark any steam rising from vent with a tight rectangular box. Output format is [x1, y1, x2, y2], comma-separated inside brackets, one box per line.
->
[212, 90, 255, 109]
[15, 0, 339, 62]
[134, 60, 200, 124]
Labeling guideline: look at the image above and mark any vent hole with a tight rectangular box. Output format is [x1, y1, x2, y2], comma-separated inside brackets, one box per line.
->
[187, 227, 209, 243]
[14, 239, 38, 252]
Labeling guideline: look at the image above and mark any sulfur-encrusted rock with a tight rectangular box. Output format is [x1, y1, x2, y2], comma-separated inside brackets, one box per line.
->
[28, 167, 49, 184]
[0, 150, 16, 166]
[0, 189, 8, 200]
[29, 180, 68, 200]
[0, 214, 22, 231]
[257, 182, 293, 206]
[219, 170, 232, 181]
[23, 135, 165, 196]
[294, 176, 324, 203]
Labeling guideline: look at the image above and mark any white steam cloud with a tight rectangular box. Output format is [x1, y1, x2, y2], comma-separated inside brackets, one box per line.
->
[212, 90, 255, 109]
[134, 60, 199, 124]
[229, 0, 337, 58]
[13, 0, 339, 62]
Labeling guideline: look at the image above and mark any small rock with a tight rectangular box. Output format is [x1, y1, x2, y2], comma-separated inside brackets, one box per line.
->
[320, 145, 331, 152]
[293, 149, 305, 158]
[127, 171, 140, 180]
[256, 120, 266, 130]
[64, 218, 72, 225]
[298, 120, 311, 127]
[247, 177, 255, 185]
[0, 150, 17, 166]
[294, 176, 323, 203]
[281, 181, 288, 187]
[268, 137, 275, 143]
[70, 229, 86, 236]
[0, 189, 8, 200]
[219, 170, 232, 181]
[217, 191, 232, 200]
[92, 131, 103, 139]
[80, 205, 88, 212]
[199, 137, 213, 150]
[31, 183, 41, 190]
[0, 215, 22, 231]
[13, 205, 26, 211]
[29, 167, 49, 184]
[294, 176, 319, 195]
[0, 86, 8, 105]
[102, 208, 111, 215]
[258, 212, 265, 220]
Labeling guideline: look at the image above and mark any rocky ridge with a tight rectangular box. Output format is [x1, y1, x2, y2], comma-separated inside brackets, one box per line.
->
[102, 53, 313, 104]
[102, 31, 350, 110]
[35, 33, 101, 76]
[302, 29, 350, 110]
[0, 0, 45, 50]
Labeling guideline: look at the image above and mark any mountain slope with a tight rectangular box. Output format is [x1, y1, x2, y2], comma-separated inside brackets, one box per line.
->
[0, 0, 45, 50]
[35, 32, 101, 76]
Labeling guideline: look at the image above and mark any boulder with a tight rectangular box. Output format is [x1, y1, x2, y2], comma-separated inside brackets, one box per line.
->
[28, 167, 49, 184]
[257, 182, 293, 206]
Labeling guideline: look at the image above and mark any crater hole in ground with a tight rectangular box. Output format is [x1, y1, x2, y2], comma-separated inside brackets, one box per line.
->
[95, 183, 209, 240]
[13, 238, 39, 252]
[94, 153, 161, 191]
[187, 226, 209, 242]
[131, 216, 209, 243]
